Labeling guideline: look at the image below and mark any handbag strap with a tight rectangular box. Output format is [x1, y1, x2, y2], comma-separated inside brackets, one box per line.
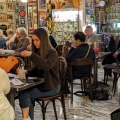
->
[84, 45, 90, 58]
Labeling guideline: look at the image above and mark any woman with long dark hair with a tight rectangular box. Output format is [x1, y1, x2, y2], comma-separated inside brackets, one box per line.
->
[17, 27, 60, 120]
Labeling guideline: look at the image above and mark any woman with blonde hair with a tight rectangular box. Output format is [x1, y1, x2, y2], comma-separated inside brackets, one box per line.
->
[0, 68, 14, 120]
[6, 29, 16, 46]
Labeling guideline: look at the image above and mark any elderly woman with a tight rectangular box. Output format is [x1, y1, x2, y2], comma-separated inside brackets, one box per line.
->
[14, 27, 29, 52]
[6, 29, 16, 46]
[0, 68, 15, 120]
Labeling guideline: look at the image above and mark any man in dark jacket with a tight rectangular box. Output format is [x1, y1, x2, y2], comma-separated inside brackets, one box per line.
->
[66, 31, 95, 78]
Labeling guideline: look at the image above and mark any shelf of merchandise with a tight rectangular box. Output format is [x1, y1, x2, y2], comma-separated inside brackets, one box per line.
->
[51, 8, 79, 43]
[105, 1, 120, 35]
[52, 8, 78, 12]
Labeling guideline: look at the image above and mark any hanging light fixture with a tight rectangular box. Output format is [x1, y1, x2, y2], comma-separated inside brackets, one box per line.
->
[21, 0, 27, 2]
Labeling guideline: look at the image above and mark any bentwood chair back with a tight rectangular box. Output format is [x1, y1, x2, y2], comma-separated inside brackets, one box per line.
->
[36, 57, 67, 120]
[69, 57, 94, 104]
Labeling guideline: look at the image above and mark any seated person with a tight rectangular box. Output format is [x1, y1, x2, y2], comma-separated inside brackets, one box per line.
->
[13, 27, 29, 52]
[0, 68, 14, 120]
[102, 36, 120, 65]
[17, 27, 60, 120]
[6, 29, 16, 46]
[0, 29, 6, 49]
[85, 26, 98, 47]
[107, 35, 120, 53]
[66, 31, 95, 78]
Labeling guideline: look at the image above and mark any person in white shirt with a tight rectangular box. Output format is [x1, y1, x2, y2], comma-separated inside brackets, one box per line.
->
[0, 68, 15, 120]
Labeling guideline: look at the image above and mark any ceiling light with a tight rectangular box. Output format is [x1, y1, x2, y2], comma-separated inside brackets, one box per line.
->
[21, 0, 27, 2]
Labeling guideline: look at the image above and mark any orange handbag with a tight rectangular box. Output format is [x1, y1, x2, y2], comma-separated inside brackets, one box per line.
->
[0, 56, 18, 73]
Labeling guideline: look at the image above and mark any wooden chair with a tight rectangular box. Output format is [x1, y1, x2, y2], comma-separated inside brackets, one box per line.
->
[56, 45, 68, 58]
[36, 57, 67, 120]
[69, 57, 94, 104]
[112, 69, 120, 96]
[103, 53, 120, 86]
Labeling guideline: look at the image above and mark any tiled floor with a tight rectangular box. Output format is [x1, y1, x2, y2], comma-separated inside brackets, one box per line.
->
[15, 62, 120, 120]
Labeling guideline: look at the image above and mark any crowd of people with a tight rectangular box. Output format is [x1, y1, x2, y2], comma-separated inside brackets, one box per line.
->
[0, 25, 120, 120]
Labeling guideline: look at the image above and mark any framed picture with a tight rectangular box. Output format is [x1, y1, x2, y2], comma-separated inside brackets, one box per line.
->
[39, 12, 47, 27]
[0, 4, 6, 13]
[7, 14, 13, 23]
[0, 14, 7, 22]
[7, 3, 14, 12]
[38, 0, 47, 11]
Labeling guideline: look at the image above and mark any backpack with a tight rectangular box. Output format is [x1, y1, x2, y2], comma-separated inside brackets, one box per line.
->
[89, 84, 112, 100]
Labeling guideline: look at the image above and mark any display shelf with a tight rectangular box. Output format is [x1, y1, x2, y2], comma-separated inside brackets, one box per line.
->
[52, 8, 78, 12]
[52, 21, 78, 23]
[105, 1, 120, 35]
[107, 12, 120, 13]
[52, 9, 79, 42]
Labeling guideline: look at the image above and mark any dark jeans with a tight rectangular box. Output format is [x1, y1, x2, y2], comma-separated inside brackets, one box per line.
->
[18, 84, 61, 120]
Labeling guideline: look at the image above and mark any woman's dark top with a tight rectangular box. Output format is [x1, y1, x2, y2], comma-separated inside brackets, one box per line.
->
[49, 35, 57, 48]
[66, 43, 95, 78]
[0, 37, 6, 49]
[27, 46, 60, 91]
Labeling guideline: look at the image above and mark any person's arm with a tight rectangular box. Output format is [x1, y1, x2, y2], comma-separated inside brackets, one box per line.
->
[0, 69, 10, 95]
[26, 67, 39, 77]
[49, 35, 57, 48]
[6, 36, 15, 46]
[15, 38, 29, 52]
[66, 47, 79, 63]
[29, 49, 58, 71]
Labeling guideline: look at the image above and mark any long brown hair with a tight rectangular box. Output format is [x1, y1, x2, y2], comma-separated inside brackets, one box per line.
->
[32, 27, 51, 59]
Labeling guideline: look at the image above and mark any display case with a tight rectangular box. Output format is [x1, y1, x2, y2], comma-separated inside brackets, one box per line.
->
[28, 0, 38, 37]
[105, 1, 120, 35]
[52, 8, 80, 43]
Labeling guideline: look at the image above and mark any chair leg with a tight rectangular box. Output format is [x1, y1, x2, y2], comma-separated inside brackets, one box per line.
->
[112, 72, 115, 91]
[61, 95, 67, 120]
[52, 100, 58, 120]
[81, 79, 83, 92]
[42, 101, 46, 120]
[89, 79, 93, 102]
[71, 79, 73, 104]
[113, 73, 118, 96]
[103, 68, 106, 83]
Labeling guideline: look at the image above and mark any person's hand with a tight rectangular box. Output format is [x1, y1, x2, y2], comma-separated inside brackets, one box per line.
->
[87, 42, 92, 45]
[113, 52, 118, 58]
[113, 52, 119, 58]
[16, 67, 28, 75]
[71, 43, 77, 48]
[21, 50, 32, 57]
[27, 44, 31, 51]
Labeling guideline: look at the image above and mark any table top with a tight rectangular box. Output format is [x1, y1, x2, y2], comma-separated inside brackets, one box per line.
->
[96, 52, 111, 59]
[11, 78, 44, 91]
[0, 50, 20, 57]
